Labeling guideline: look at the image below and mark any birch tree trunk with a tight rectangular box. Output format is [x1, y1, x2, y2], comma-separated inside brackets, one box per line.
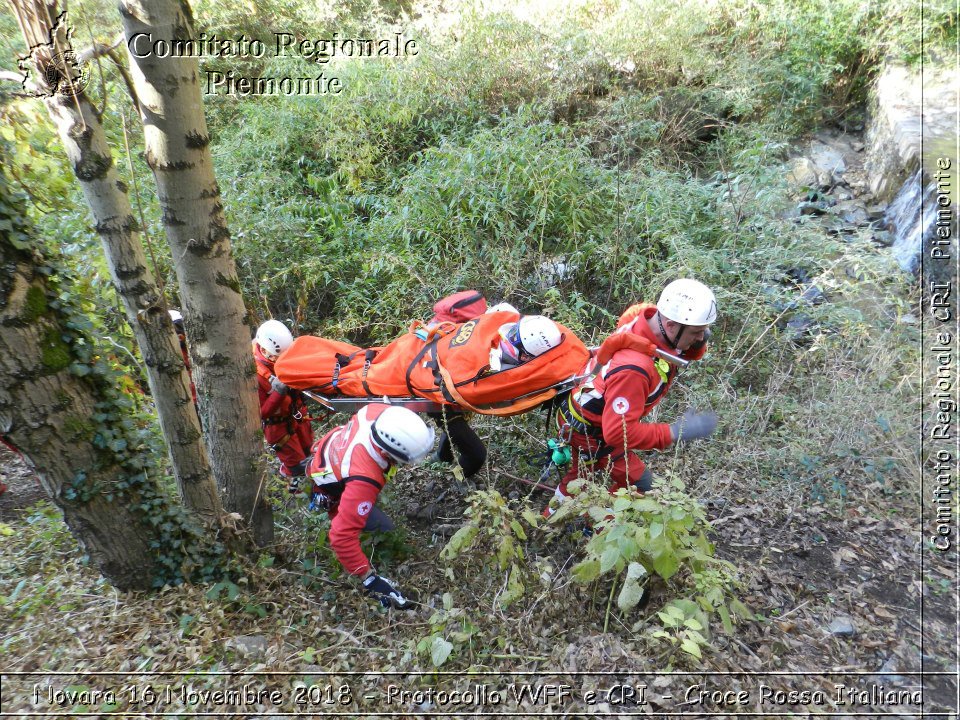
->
[0, 173, 208, 591]
[117, 0, 273, 544]
[8, 1, 222, 523]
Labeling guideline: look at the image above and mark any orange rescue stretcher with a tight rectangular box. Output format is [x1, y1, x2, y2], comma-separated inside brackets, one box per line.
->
[274, 311, 690, 417]
[274, 311, 589, 416]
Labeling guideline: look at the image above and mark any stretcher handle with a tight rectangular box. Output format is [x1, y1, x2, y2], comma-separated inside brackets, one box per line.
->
[654, 348, 689, 368]
[588, 346, 689, 368]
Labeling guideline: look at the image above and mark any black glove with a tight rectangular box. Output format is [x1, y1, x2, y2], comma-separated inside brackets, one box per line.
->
[670, 408, 718, 443]
[634, 467, 654, 492]
[269, 376, 289, 396]
[287, 476, 302, 494]
[362, 572, 414, 610]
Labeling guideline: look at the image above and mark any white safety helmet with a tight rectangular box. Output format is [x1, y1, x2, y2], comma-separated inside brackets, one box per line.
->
[515, 315, 562, 357]
[371, 407, 436, 465]
[255, 319, 294, 360]
[656, 279, 718, 326]
[168, 309, 183, 323]
[487, 301, 520, 314]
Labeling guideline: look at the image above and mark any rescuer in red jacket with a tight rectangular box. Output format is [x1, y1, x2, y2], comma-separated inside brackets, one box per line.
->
[546, 279, 719, 513]
[305, 404, 435, 609]
[253, 320, 314, 479]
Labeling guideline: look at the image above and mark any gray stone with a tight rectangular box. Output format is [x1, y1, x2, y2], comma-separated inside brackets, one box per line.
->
[787, 157, 819, 189]
[808, 140, 846, 176]
[829, 200, 870, 225]
[801, 286, 826, 305]
[872, 230, 894, 246]
[798, 201, 828, 216]
[827, 616, 857, 637]
[873, 655, 907, 686]
[785, 315, 816, 344]
[229, 635, 268, 658]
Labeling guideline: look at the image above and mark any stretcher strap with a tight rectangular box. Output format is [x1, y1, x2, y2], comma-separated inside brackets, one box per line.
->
[436, 362, 558, 417]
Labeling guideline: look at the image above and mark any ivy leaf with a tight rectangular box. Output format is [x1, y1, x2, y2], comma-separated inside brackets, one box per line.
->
[600, 545, 620, 573]
[430, 636, 453, 667]
[651, 548, 680, 579]
[499, 566, 525, 608]
[729, 598, 754, 619]
[718, 604, 734, 634]
[680, 637, 703, 659]
[612, 496, 632, 512]
[441, 525, 478, 560]
[617, 563, 648, 612]
[572, 558, 601, 583]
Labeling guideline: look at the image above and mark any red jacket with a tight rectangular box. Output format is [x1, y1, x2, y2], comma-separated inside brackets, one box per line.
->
[253, 342, 305, 422]
[568, 304, 708, 452]
[307, 404, 393, 576]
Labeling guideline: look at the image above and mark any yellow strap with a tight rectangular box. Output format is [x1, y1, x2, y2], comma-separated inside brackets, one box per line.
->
[653, 357, 670, 384]
[566, 394, 592, 426]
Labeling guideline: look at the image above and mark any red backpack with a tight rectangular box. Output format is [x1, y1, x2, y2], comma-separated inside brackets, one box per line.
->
[429, 290, 487, 325]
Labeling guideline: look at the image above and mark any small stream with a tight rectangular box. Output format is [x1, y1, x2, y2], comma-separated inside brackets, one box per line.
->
[885, 169, 937, 274]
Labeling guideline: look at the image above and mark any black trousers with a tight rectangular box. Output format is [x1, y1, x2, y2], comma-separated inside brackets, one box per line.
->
[429, 411, 487, 478]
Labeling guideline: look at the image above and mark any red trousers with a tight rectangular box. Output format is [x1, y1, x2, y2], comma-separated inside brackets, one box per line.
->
[557, 431, 645, 498]
[264, 419, 313, 473]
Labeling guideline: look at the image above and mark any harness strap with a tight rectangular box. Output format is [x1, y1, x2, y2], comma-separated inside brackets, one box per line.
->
[262, 417, 293, 426]
[557, 394, 604, 438]
[270, 432, 292, 450]
[360, 350, 377, 397]
[436, 361, 555, 416]
[404, 335, 440, 397]
[342, 475, 384, 491]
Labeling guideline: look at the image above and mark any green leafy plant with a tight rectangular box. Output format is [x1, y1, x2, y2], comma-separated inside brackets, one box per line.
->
[441, 489, 541, 609]
[415, 592, 479, 668]
[549, 475, 747, 659]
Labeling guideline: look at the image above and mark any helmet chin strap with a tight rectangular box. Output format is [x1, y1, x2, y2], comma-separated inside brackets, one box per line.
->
[656, 313, 684, 349]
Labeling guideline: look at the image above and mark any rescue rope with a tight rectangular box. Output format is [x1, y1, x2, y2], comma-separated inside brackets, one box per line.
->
[438, 404, 465, 483]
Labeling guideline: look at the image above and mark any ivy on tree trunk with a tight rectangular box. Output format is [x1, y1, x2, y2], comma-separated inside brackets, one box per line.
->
[0, 154, 226, 590]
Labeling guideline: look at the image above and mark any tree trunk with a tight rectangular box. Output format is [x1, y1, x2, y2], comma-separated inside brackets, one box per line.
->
[9, 0, 222, 523]
[0, 172, 220, 590]
[118, 0, 273, 544]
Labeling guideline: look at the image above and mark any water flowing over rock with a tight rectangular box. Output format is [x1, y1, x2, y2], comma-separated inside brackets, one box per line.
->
[865, 65, 957, 282]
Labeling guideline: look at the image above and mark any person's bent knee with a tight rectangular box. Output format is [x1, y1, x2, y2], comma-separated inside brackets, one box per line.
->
[460, 444, 487, 477]
[363, 506, 394, 533]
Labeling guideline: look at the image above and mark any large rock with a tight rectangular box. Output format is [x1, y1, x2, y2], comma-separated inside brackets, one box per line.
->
[786, 158, 822, 189]
[827, 616, 856, 637]
[808, 139, 846, 178]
